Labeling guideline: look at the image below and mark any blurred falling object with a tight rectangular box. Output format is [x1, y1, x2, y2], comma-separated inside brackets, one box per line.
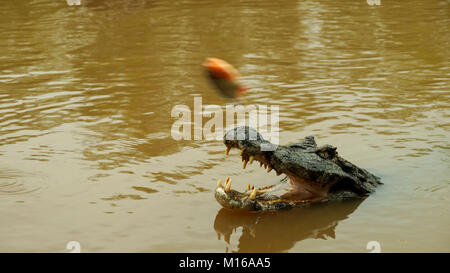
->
[202, 58, 248, 99]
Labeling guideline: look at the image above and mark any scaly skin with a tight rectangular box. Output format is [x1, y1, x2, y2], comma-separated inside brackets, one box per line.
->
[215, 126, 382, 211]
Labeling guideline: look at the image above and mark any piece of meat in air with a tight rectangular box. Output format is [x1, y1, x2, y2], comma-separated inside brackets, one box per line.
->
[202, 58, 248, 99]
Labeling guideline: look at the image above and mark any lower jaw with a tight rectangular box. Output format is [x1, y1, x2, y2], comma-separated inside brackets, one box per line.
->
[214, 188, 325, 212]
[215, 176, 329, 211]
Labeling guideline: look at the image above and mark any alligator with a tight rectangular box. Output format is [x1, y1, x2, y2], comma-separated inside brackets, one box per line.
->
[215, 126, 382, 211]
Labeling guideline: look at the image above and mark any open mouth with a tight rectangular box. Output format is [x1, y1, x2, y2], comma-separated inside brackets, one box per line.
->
[215, 144, 329, 212]
[214, 126, 381, 211]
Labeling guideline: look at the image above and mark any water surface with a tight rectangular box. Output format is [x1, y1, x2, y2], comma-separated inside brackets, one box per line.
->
[0, 0, 448, 252]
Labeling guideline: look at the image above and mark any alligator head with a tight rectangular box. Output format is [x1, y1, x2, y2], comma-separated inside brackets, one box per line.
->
[215, 126, 382, 211]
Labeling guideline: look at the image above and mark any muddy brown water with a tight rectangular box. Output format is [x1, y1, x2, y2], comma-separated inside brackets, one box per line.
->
[0, 0, 448, 252]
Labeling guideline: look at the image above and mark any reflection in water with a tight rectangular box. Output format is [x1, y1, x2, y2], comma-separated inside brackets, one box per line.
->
[214, 200, 364, 252]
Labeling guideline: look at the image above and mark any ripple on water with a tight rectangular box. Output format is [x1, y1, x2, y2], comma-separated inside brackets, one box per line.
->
[0, 174, 40, 196]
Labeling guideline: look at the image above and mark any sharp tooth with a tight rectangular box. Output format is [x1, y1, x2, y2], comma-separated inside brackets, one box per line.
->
[267, 166, 272, 173]
[248, 184, 251, 190]
[225, 177, 230, 184]
[217, 179, 222, 187]
[252, 185, 255, 190]
[249, 156, 254, 164]
[249, 188, 257, 200]
[225, 178, 232, 192]
[243, 160, 248, 169]
[225, 147, 230, 155]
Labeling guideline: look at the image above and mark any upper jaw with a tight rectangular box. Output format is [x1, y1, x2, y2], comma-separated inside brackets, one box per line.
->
[223, 128, 324, 192]
[224, 126, 284, 176]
